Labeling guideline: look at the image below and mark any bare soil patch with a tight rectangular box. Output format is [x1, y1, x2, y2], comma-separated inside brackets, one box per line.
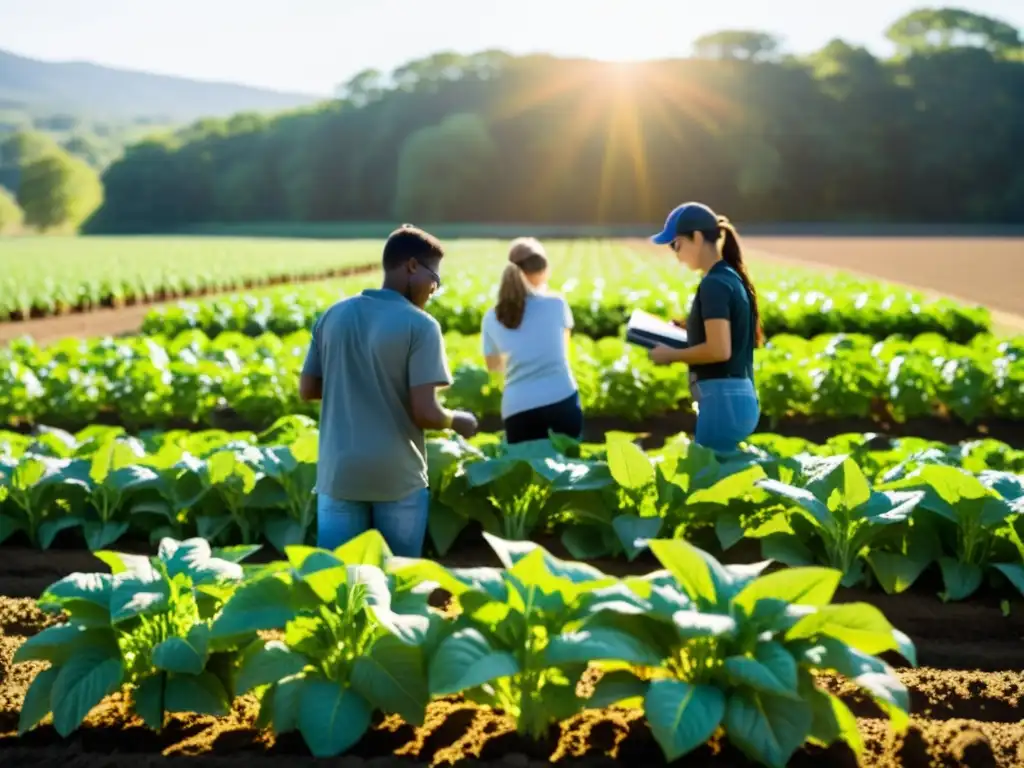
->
[744, 237, 1023, 318]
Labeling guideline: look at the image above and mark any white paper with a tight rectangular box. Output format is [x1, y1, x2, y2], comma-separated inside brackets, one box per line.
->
[627, 309, 689, 345]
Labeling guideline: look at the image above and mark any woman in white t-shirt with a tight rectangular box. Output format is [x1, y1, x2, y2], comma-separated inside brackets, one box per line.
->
[482, 238, 582, 444]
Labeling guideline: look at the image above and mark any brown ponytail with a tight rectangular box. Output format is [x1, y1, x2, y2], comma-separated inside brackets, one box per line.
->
[495, 237, 548, 329]
[716, 215, 764, 346]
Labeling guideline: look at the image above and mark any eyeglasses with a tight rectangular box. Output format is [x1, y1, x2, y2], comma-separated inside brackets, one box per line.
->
[417, 261, 442, 289]
[669, 239, 680, 253]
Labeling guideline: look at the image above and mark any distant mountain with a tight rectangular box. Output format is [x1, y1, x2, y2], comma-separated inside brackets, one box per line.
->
[0, 48, 325, 122]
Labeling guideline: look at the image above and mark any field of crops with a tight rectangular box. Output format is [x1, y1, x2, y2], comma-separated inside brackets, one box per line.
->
[0, 237, 382, 319]
[139, 241, 991, 342]
[2, 236, 1023, 766]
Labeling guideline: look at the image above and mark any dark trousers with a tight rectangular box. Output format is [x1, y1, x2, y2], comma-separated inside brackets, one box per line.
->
[504, 392, 584, 444]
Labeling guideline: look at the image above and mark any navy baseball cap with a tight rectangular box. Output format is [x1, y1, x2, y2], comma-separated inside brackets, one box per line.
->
[650, 202, 719, 245]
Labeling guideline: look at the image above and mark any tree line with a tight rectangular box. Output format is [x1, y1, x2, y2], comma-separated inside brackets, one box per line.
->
[0, 130, 104, 234]
[29, 8, 1024, 233]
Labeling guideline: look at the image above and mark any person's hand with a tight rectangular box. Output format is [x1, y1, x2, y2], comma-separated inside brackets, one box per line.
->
[649, 345, 678, 366]
[450, 410, 479, 438]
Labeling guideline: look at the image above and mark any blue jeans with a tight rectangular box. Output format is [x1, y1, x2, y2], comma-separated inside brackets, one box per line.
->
[316, 487, 429, 557]
[693, 378, 760, 454]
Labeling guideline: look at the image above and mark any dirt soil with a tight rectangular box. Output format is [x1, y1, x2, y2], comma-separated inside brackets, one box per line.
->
[1, 548, 1024, 767]
[3, 237, 1022, 346]
[744, 237, 1024, 319]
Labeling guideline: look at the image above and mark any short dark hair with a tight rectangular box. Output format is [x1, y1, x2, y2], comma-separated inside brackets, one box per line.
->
[382, 224, 444, 270]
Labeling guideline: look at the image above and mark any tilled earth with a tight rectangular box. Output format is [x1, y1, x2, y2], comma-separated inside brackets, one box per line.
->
[1, 547, 1024, 767]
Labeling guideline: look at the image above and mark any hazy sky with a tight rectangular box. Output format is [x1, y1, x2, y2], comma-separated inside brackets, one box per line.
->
[2, 0, 1022, 94]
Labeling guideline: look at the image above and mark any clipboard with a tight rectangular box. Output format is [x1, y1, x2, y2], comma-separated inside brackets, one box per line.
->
[625, 309, 689, 350]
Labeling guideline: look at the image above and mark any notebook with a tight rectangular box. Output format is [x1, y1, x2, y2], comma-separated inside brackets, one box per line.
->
[625, 309, 690, 350]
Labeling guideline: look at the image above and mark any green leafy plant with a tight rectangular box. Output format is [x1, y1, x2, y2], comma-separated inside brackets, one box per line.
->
[754, 457, 927, 589]
[578, 539, 916, 766]
[885, 465, 1024, 600]
[209, 530, 438, 757]
[16, 538, 256, 736]
[410, 533, 631, 740]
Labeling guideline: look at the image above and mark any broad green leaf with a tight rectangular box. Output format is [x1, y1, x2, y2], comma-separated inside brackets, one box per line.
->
[648, 539, 717, 605]
[84, 521, 131, 551]
[302, 565, 348, 604]
[428, 629, 521, 695]
[723, 642, 799, 698]
[938, 558, 984, 601]
[587, 669, 648, 709]
[756, 478, 832, 528]
[351, 635, 428, 725]
[264, 518, 307, 552]
[612, 515, 663, 561]
[809, 458, 872, 512]
[271, 674, 305, 735]
[688, 465, 765, 505]
[715, 513, 745, 550]
[808, 688, 863, 754]
[51, 651, 124, 737]
[724, 690, 814, 768]
[298, 682, 372, 757]
[671, 610, 738, 639]
[109, 570, 170, 623]
[164, 671, 230, 716]
[133, 673, 165, 731]
[545, 627, 663, 668]
[210, 572, 295, 637]
[607, 440, 655, 490]
[644, 679, 725, 761]
[760, 533, 816, 567]
[18, 666, 60, 734]
[865, 552, 930, 595]
[560, 524, 614, 560]
[853, 672, 911, 732]
[734, 567, 841, 614]
[93, 549, 154, 576]
[786, 603, 901, 657]
[371, 606, 431, 646]
[39, 572, 113, 614]
[153, 636, 206, 676]
[39, 517, 84, 550]
[236, 640, 308, 695]
[14, 624, 118, 665]
[427, 501, 467, 556]
[481, 532, 540, 570]
[992, 563, 1024, 597]
[334, 529, 391, 567]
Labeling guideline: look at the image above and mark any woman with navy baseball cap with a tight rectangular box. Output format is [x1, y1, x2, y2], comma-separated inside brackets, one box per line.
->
[648, 202, 763, 453]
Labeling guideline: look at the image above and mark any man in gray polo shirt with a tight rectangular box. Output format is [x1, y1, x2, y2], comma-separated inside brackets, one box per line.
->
[298, 225, 478, 556]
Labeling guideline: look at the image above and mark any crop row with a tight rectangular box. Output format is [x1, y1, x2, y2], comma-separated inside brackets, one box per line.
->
[139, 242, 991, 342]
[3, 418, 1022, 602]
[3, 328, 1022, 432]
[16, 529, 914, 765]
[5, 416, 1022, 478]
[0, 237, 382, 320]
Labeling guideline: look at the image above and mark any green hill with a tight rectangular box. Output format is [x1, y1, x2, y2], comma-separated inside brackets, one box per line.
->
[0, 48, 324, 122]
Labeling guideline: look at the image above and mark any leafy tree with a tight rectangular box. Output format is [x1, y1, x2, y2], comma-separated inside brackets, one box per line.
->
[0, 130, 61, 192]
[82, 14, 1024, 231]
[0, 186, 24, 233]
[692, 30, 783, 61]
[393, 113, 497, 221]
[886, 8, 1022, 56]
[17, 149, 104, 232]
[337, 68, 385, 107]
